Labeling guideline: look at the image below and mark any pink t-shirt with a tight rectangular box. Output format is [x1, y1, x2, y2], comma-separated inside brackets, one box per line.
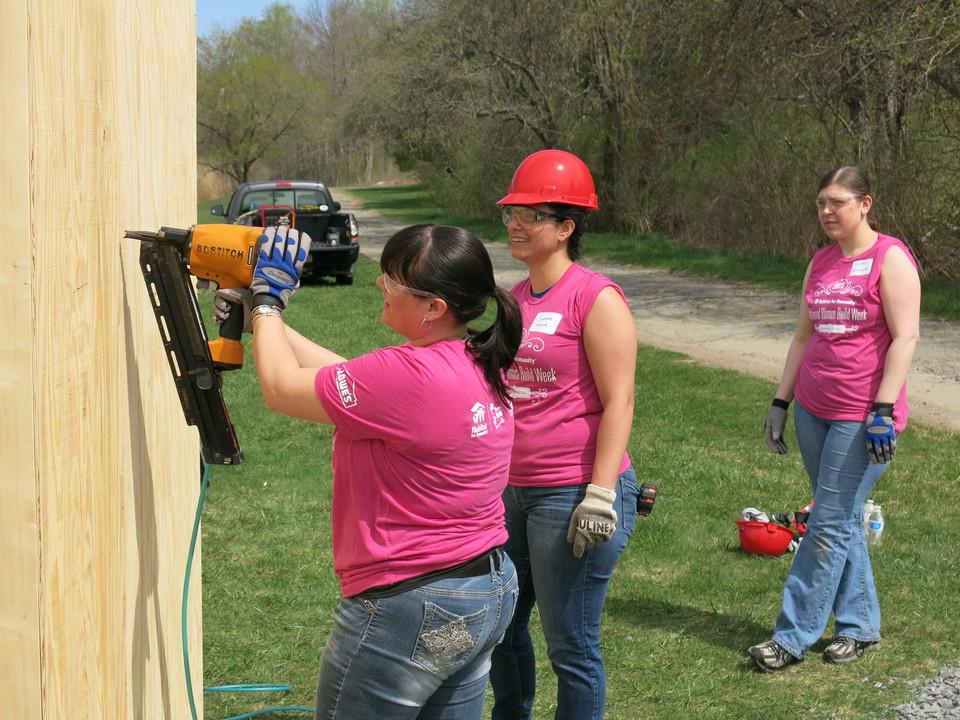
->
[314, 339, 513, 597]
[508, 263, 631, 486]
[795, 233, 917, 431]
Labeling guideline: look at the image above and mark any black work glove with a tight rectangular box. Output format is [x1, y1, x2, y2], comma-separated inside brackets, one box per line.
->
[763, 398, 790, 454]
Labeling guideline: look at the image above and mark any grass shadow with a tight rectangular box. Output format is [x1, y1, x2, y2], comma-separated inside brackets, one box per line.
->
[605, 595, 771, 654]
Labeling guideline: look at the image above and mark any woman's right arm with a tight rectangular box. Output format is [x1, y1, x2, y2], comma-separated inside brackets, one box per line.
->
[774, 262, 815, 402]
[253, 315, 333, 424]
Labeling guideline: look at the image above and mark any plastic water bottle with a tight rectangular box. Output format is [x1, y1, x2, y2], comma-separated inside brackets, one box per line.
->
[863, 498, 876, 532]
[867, 504, 885, 545]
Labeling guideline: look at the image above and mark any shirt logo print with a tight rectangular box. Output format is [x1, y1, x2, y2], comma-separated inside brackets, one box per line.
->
[470, 401, 488, 438]
[335, 366, 357, 408]
[518, 328, 545, 355]
[814, 278, 864, 297]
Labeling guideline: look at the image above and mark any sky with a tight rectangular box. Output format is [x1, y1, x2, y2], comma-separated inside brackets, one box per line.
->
[196, 0, 320, 36]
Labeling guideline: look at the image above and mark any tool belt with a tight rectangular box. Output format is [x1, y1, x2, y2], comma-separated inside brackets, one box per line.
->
[358, 546, 505, 599]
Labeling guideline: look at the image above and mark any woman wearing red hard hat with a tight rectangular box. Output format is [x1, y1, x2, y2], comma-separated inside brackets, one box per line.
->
[489, 149, 639, 720]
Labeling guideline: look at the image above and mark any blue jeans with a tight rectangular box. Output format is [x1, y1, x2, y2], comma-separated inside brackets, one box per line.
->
[490, 469, 638, 720]
[315, 552, 518, 719]
[772, 404, 888, 657]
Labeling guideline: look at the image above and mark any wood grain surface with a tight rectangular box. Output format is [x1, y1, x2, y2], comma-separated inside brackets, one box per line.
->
[2, 1, 204, 716]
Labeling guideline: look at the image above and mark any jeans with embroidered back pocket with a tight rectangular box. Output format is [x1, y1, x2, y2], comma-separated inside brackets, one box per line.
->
[771, 403, 888, 658]
[315, 549, 518, 720]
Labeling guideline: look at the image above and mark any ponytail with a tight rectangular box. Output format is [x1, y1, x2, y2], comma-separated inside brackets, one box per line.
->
[466, 287, 522, 404]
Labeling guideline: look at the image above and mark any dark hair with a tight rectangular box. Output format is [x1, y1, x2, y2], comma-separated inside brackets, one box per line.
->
[545, 204, 588, 261]
[818, 165, 871, 196]
[380, 224, 521, 402]
[818, 165, 878, 230]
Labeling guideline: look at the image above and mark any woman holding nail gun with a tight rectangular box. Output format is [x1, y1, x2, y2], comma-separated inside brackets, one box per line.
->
[488, 150, 639, 720]
[749, 166, 921, 672]
[221, 223, 522, 719]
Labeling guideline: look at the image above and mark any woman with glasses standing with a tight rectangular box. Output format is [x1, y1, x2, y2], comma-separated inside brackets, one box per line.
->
[749, 166, 921, 671]
[222, 223, 522, 718]
[488, 149, 639, 720]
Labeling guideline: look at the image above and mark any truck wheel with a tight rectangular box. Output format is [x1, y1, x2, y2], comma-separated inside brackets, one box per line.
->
[335, 274, 354, 286]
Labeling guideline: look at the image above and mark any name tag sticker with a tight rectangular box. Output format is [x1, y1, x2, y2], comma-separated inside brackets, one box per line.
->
[849, 259, 873, 277]
[529, 312, 562, 335]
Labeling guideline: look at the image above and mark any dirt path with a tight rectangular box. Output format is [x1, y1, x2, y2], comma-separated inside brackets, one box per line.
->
[336, 190, 960, 435]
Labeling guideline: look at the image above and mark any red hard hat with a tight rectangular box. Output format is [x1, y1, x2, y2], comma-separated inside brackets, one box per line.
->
[736, 520, 794, 557]
[498, 149, 599, 212]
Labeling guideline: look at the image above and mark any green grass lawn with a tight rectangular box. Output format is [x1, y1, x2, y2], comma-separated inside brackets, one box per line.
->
[200, 258, 960, 719]
[198, 194, 230, 223]
[346, 184, 960, 322]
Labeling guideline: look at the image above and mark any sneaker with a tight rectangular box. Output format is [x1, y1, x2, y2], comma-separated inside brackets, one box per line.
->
[748, 640, 803, 672]
[822, 637, 878, 663]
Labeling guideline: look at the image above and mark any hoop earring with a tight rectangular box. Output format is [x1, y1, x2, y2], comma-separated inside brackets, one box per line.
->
[420, 316, 433, 331]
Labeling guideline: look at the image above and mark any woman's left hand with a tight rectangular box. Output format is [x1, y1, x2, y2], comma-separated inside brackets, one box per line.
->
[865, 404, 897, 463]
[566, 484, 618, 558]
[250, 226, 311, 309]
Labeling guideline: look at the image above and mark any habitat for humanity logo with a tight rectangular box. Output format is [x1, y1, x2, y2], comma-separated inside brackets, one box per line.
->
[335, 366, 357, 408]
[470, 402, 488, 438]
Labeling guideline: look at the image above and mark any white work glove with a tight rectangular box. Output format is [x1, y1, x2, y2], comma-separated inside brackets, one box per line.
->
[213, 288, 252, 334]
[566, 484, 618, 558]
[250, 226, 311, 309]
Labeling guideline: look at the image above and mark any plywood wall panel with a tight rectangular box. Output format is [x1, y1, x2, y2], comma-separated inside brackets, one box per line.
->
[0, 0, 43, 717]
[1, 0, 203, 717]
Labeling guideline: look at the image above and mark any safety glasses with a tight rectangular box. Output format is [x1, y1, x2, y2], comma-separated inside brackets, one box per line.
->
[378, 273, 436, 298]
[815, 194, 862, 211]
[500, 206, 566, 226]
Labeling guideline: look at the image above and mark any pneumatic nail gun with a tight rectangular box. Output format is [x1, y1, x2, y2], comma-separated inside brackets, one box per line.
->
[125, 224, 265, 465]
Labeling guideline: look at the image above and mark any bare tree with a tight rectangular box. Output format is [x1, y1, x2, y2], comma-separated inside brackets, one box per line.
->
[197, 5, 316, 184]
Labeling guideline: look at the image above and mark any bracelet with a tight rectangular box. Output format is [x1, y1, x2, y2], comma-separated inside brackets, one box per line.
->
[251, 305, 283, 321]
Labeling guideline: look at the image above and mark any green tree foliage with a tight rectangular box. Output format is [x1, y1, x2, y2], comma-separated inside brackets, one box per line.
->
[352, 0, 960, 277]
[198, 0, 400, 186]
[198, 0, 960, 277]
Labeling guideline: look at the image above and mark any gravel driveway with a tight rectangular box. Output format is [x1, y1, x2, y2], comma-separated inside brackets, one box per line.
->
[336, 189, 960, 436]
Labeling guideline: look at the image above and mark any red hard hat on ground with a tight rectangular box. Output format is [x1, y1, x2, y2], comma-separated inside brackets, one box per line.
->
[498, 149, 599, 212]
[736, 520, 795, 557]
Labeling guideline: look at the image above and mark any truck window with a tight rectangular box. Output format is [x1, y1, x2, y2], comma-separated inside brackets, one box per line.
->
[240, 190, 296, 212]
[296, 191, 322, 208]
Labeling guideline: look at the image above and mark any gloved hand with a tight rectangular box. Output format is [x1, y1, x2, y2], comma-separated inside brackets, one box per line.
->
[250, 226, 311, 309]
[213, 288, 252, 333]
[566, 484, 618, 558]
[865, 402, 896, 464]
[763, 398, 790, 454]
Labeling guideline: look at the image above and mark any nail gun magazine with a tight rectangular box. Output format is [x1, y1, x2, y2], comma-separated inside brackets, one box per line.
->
[125, 224, 265, 466]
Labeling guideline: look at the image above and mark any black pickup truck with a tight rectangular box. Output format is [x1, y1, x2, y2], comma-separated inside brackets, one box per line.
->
[210, 180, 360, 285]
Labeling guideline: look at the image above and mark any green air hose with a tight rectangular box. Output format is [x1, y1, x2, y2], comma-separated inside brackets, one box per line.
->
[182, 463, 313, 719]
